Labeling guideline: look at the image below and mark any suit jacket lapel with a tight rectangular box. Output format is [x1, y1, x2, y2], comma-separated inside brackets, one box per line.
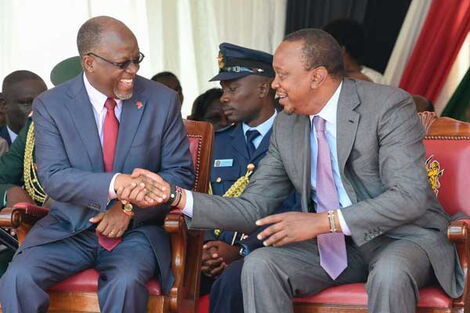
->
[292, 115, 311, 212]
[113, 82, 145, 172]
[65, 77, 104, 172]
[336, 78, 360, 202]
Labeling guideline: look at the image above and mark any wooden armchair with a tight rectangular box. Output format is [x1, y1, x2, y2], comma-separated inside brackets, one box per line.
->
[196, 112, 470, 313]
[0, 119, 214, 313]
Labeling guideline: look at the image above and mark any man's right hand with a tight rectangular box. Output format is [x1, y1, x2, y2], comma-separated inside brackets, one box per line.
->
[6, 186, 35, 207]
[114, 173, 154, 208]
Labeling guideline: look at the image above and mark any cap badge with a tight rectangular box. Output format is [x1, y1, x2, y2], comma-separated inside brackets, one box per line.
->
[217, 52, 225, 69]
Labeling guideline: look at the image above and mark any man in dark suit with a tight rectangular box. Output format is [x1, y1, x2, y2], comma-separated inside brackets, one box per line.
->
[200, 43, 300, 313]
[0, 71, 47, 146]
[0, 16, 194, 313]
[121, 28, 463, 313]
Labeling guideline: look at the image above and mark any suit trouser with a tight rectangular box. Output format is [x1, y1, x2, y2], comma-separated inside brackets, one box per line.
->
[0, 229, 157, 313]
[209, 258, 245, 313]
[241, 236, 434, 313]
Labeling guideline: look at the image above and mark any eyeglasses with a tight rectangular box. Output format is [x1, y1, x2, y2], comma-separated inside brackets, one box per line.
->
[87, 52, 145, 70]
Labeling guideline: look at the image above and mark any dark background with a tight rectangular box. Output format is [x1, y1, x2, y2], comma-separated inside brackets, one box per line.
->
[285, 0, 412, 73]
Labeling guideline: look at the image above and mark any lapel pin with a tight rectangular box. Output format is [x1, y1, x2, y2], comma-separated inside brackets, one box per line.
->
[135, 101, 143, 109]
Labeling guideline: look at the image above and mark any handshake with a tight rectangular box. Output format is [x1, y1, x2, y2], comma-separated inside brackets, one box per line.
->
[113, 168, 185, 209]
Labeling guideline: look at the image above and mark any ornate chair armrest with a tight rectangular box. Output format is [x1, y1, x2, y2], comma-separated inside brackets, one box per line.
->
[164, 211, 204, 313]
[14, 202, 49, 218]
[0, 203, 49, 228]
[447, 220, 470, 308]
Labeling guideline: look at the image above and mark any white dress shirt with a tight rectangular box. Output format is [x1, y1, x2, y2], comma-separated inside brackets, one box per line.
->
[7, 126, 17, 143]
[83, 74, 122, 199]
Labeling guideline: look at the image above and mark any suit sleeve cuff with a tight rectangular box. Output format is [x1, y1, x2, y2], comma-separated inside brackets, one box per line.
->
[108, 173, 120, 200]
[182, 189, 193, 217]
[336, 209, 351, 235]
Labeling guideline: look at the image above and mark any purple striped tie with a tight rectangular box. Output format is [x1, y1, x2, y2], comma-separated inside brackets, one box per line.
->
[313, 116, 347, 279]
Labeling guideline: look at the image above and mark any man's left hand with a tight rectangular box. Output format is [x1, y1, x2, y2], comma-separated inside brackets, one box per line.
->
[90, 201, 131, 238]
[256, 212, 330, 247]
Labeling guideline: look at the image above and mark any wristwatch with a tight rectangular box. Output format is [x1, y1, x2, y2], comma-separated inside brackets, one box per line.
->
[122, 202, 134, 217]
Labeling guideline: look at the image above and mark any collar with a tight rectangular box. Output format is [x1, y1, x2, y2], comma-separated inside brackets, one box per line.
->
[242, 111, 277, 137]
[309, 81, 343, 127]
[6, 126, 17, 142]
[83, 73, 122, 112]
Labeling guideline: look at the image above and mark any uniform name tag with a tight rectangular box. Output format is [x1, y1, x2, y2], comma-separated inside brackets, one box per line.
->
[214, 159, 233, 167]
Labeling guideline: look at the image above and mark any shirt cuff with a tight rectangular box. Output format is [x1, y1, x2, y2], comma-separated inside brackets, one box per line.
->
[336, 209, 351, 235]
[182, 189, 194, 217]
[108, 173, 120, 200]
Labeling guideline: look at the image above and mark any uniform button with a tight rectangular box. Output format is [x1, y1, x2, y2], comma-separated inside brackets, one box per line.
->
[216, 177, 222, 183]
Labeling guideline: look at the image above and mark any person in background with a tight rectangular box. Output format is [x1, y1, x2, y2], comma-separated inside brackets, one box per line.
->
[412, 95, 434, 113]
[188, 88, 229, 131]
[323, 19, 384, 84]
[0, 71, 47, 146]
[197, 43, 301, 313]
[0, 92, 7, 127]
[151, 71, 184, 105]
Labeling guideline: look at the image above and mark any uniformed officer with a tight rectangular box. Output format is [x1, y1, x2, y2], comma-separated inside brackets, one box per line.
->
[202, 42, 300, 313]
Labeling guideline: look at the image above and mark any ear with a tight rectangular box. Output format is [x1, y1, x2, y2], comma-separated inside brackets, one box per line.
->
[82, 55, 95, 73]
[258, 82, 271, 98]
[310, 67, 328, 89]
[0, 94, 6, 113]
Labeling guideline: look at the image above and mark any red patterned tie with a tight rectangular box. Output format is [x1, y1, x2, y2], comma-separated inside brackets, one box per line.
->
[103, 98, 119, 172]
[98, 97, 121, 251]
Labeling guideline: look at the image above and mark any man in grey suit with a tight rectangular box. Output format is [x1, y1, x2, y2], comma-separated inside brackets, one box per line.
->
[0, 16, 194, 313]
[120, 29, 463, 313]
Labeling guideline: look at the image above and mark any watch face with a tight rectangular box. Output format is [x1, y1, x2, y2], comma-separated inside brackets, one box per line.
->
[123, 203, 133, 211]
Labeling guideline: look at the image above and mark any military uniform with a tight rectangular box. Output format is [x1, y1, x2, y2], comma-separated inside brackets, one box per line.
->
[200, 42, 301, 313]
[207, 121, 300, 248]
[0, 119, 35, 276]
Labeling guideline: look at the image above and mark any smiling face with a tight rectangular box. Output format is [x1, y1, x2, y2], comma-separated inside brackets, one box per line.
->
[271, 40, 318, 115]
[83, 22, 140, 100]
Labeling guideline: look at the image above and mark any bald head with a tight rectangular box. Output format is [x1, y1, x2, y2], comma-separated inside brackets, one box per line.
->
[77, 16, 135, 57]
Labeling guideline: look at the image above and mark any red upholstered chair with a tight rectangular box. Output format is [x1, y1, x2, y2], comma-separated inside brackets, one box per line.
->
[0, 120, 214, 313]
[196, 112, 470, 313]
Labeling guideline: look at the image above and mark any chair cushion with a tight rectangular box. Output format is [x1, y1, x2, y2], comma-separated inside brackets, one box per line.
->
[198, 294, 210, 313]
[423, 139, 470, 216]
[293, 283, 452, 308]
[49, 268, 161, 296]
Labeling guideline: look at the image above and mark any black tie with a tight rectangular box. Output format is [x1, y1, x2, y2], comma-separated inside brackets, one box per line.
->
[246, 129, 261, 159]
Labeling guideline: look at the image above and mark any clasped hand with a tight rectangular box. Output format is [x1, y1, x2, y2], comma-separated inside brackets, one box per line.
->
[89, 171, 169, 239]
[202, 241, 240, 277]
[116, 169, 171, 207]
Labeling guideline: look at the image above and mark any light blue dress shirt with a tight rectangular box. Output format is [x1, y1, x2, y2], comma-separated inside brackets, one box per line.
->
[242, 111, 277, 149]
